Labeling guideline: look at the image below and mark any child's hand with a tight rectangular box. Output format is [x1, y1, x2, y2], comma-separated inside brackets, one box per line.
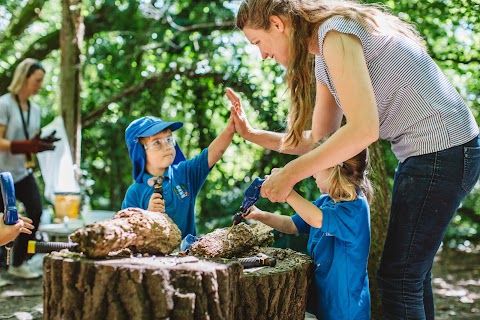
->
[0, 214, 34, 246]
[226, 109, 236, 135]
[19, 216, 34, 233]
[226, 88, 253, 138]
[242, 205, 264, 221]
[147, 193, 165, 213]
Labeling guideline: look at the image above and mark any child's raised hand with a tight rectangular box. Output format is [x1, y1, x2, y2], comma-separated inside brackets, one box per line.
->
[226, 88, 253, 138]
[147, 193, 165, 213]
[227, 107, 236, 134]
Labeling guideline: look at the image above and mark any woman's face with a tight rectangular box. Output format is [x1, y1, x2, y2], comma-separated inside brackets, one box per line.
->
[243, 18, 290, 67]
[24, 69, 45, 97]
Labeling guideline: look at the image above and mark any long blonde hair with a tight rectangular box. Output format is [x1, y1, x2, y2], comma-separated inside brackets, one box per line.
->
[8, 58, 45, 95]
[236, 0, 424, 148]
[328, 147, 373, 203]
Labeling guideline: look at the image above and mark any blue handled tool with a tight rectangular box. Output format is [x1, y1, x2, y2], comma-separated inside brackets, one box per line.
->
[1, 172, 18, 226]
[226, 177, 265, 237]
[233, 177, 265, 225]
[1, 172, 19, 266]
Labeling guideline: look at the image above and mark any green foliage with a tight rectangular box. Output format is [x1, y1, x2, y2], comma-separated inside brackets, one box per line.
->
[0, 0, 478, 248]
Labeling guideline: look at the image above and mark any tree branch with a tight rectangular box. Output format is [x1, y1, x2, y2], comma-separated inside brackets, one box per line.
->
[166, 14, 235, 32]
[82, 70, 252, 128]
[0, 0, 46, 43]
[82, 72, 176, 128]
[0, 30, 60, 90]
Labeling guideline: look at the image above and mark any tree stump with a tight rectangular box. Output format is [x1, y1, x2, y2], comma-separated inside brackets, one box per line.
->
[43, 247, 313, 320]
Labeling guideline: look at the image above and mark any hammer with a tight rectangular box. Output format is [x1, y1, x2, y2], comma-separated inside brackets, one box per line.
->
[147, 176, 165, 211]
[226, 177, 265, 238]
[147, 176, 165, 196]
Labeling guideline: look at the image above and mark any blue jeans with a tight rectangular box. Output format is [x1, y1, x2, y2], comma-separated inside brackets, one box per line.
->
[376, 135, 480, 319]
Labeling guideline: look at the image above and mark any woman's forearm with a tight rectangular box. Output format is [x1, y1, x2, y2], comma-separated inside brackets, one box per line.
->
[0, 126, 12, 151]
[245, 128, 314, 155]
[0, 139, 12, 152]
[283, 122, 377, 186]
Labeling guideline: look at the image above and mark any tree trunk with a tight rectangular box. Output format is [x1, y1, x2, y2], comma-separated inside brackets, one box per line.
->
[368, 141, 391, 319]
[60, 0, 83, 165]
[43, 247, 313, 320]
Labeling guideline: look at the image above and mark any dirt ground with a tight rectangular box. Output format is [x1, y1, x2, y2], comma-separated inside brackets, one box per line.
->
[0, 247, 479, 320]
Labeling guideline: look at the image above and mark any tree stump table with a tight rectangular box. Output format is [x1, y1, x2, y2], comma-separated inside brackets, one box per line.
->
[43, 247, 313, 320]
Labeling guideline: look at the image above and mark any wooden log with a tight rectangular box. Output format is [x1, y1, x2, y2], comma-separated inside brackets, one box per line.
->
[43, 247, 313, 320]
[70, 208, 182, 258]
[189, 222, 274, 258]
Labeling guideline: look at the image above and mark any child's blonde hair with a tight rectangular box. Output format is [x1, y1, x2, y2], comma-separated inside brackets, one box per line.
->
[315, 138, 372, 203]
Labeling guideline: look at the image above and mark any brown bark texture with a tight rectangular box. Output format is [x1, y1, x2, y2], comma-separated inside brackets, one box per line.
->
[368, 141, 391, 319]
[189, 222, 274, 258]
[43, 247, 313, 320]
[70, 208, 182, 258]
[60, 0, 84, 165]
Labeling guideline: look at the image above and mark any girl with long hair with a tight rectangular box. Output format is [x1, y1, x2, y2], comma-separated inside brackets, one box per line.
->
[244, 148, 372, 319]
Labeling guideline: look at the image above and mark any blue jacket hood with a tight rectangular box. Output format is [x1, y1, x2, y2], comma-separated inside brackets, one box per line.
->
[125, 116, 186, 182]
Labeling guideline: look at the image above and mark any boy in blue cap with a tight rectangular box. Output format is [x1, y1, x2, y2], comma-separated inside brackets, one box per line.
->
[122, 115, 234, 238]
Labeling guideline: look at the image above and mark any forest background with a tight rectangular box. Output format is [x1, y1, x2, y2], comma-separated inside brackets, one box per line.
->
[0, 0, 479, 317]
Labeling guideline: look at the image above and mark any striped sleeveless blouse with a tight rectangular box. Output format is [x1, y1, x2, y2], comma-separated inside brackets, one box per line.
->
[314, 16, 479, 162]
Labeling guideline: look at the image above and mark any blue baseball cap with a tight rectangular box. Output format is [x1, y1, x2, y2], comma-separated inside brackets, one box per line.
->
[125, 116, 186, 182]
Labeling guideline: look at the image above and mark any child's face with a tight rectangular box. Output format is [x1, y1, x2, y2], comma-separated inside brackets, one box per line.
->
[144, 129, 176, 172]
[313, 168, 333, 194]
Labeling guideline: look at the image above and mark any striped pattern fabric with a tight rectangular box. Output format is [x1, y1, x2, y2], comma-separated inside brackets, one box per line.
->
[314, 16, 479, 162]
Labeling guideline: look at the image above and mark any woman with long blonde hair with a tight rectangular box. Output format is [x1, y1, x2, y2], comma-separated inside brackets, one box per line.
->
[226, 0, 480, 318]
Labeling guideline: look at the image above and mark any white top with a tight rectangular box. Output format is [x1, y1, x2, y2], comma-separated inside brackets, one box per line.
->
[315, 16, 479, 162]
[0, 93, 41, 182]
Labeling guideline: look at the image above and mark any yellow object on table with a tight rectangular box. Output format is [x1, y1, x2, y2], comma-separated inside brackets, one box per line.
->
[54, 192, 81, 219]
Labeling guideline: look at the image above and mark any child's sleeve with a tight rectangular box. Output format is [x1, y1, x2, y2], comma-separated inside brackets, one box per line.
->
[291, 213, 311, 234]
[121, 185, 140, 209]
[185, 148, 211, 193]
[320, 198, 368, 242]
